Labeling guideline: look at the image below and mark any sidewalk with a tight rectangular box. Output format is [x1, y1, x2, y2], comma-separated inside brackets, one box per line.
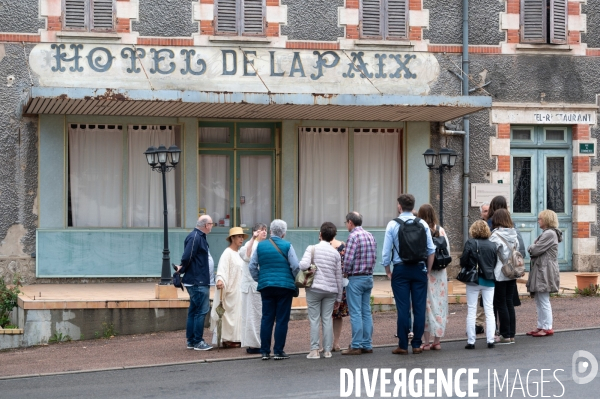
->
[2, 293, 599, 378]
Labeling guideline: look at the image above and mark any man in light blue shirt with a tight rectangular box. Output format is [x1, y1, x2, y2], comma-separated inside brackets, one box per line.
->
[381, 194, 435, 355]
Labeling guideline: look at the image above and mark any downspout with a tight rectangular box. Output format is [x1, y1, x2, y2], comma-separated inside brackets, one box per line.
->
[462, 0, 470, 244]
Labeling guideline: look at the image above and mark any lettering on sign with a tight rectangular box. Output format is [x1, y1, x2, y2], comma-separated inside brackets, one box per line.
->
[533, 112, 593, 123]
[30, 44, 441, 95]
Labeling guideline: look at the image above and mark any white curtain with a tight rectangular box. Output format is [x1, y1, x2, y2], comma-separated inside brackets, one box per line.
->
[299, 128, 348, 228]
[199, 154, 230, 225]
[127, 125, 178, 227]
[240, 155, 272, 227]
[354, 129, 401, 227]
[240, 128, 271, 144]
[199, 127, 229, 143]
[69, 124, 123, 227]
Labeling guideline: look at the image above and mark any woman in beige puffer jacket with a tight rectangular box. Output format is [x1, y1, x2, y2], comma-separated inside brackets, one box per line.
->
[299, 222, 343, 359]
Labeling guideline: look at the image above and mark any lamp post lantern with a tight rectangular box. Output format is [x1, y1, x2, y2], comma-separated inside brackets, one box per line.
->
[144, 144, 181, 285]
[422, 147, 458, 226]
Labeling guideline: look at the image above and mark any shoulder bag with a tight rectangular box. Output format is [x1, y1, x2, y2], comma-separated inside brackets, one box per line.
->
[294, 245, 317, 288]
[456, 240, 479, 284]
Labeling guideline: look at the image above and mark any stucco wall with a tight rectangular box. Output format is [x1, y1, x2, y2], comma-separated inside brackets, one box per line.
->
[0, 44, 38, 284]
[0, 0, 45, 33]
[281, 0, 344, 41]
[423, 0, 505, 45]
[132, 0, 199, 37]
[582, 1, 600, 49]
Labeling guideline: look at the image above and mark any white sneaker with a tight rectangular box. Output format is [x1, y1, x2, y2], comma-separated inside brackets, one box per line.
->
[307, 350, 320, 359]
[324, 351, 332, 358]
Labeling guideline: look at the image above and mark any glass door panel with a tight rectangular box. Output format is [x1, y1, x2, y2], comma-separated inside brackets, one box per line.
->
[238, 153, 274, 228]
[199, 153, 231, 225]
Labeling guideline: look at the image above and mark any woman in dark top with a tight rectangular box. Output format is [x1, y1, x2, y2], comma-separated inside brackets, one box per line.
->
[330, 237, 348, 351]
[460, 220, 498, 349]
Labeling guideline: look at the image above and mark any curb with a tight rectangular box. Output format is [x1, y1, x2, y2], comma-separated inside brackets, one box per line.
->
[1, 326, 599, 380]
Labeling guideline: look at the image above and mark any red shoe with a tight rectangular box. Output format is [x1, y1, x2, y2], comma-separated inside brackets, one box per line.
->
[531, 329, 553, 337]
[526, 328, 542, 336]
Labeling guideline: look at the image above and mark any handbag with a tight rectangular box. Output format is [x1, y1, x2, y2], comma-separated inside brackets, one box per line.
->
[295, 245, 317, 288]
[456, 240, 479, 284]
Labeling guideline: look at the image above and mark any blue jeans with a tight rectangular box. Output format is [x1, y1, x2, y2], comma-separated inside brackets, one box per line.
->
[346, 275, 373, 350]
[260, 287, 294, 354]
[185, 285, 210, 345]
[391, 263, 428, 349]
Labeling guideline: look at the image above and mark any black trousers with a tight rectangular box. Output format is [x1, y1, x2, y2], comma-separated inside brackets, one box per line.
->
[493, 280, 517, 338]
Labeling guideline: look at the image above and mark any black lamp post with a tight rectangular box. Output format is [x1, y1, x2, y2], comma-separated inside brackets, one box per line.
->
[422, 147, 458, 226]
[144, 144, 181, 285]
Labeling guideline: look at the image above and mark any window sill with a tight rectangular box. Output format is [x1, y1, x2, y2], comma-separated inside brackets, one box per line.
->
[515, 43, 573, 52]
[208, 36, 272, 44]
[56, 31, 122, 43]
[353, 39, 414, 50]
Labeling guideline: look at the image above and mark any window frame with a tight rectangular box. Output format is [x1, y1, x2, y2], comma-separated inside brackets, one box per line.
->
[214, 0, 266, 37]
[520, 0, 568, 44]
[359, 0, 409, 41]
[66, 123, 184, 228]
[63, 0, 116, 32]
[297, 126, 403, 228]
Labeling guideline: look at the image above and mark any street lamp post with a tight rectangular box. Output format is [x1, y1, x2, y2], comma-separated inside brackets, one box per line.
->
[422, 148, 458, 226]
[144, 144, 181, 285]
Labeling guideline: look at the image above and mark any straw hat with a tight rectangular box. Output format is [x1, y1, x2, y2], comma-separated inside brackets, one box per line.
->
[226, 226, 249, 242]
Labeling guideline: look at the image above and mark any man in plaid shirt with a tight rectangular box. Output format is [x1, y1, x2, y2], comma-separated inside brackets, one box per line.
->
[341, 211, 377, 355]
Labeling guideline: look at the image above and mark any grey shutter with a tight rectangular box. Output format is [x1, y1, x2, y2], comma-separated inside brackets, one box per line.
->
[216, 0, 239, 34]
[64, 0, 89, 30]
[550, 0, 568, 44]
[91, 0, 114, 31]
[386, 0, 408, 39]
[361, 0, 382, 39]
[521, 0, 546, 43]
[242, 0, 265, 35]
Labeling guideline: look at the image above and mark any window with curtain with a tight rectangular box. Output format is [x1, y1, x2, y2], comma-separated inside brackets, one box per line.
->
[68, 124, 182, 228]
[298, 127, 402, 228]
[299, 128, 349, 228]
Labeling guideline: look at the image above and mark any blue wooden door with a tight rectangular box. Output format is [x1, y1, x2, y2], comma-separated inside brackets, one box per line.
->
[511, 145, 572, 271]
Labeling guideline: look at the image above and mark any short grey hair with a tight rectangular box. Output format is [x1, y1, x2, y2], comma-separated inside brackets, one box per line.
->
[197, 215, 211, 228]
[269, 219, 287, 238]
[479, 202, 489, 213]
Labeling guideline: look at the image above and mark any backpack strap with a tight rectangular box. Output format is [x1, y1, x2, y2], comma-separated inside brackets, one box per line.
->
[392, 218, 404, 261]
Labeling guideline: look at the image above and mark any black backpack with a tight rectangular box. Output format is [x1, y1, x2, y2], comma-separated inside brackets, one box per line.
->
[393, 217, 428, 264]
[432, 226, 452, 271]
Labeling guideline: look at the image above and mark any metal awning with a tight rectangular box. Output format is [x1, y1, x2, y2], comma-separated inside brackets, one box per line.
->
[23, 87, 492, 122]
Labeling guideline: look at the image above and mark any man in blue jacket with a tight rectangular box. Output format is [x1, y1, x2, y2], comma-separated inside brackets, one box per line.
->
[176, 215, 214, 351]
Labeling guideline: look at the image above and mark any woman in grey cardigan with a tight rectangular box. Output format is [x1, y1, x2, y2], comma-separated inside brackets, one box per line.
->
[526, 210, 562, 337]
[299, 222, 343, 359]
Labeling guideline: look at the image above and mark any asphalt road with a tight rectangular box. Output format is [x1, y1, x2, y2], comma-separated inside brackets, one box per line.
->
[2, 329, 599, 399]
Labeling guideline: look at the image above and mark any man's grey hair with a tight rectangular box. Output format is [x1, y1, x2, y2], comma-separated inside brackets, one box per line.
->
[197, 215, 211, 228]
[479, 202, 490, 213]
[269, 219, 287, 238]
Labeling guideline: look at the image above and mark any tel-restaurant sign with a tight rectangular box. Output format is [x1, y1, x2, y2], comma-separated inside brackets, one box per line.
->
[30, 44, 441, 95]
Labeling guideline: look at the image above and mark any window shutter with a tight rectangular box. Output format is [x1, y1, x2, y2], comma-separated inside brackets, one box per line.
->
[64, 0, 89, 30]
[91, 0, 114, 31]
[520, 0, 547, 43]
[550, 0, 568, 44]
[216, 0, 239, 34]
[386, 0, 408, 39]
[361, 0, 382, 39]
[242, 0, 265, 35]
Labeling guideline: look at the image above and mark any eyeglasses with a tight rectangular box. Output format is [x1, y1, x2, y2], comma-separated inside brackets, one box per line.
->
[206, 222, 214, 226]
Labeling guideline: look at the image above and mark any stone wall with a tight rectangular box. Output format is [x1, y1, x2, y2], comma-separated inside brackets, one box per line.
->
[281, 0, 344, 41]
[132, 0, 199, 37]
[0, 0, 45, 33]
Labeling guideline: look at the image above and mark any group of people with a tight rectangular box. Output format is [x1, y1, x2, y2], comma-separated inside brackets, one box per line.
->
[175, 192, 562, 358]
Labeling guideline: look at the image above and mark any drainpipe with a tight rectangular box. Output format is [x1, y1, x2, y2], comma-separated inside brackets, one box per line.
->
[462, 0, 470, 244]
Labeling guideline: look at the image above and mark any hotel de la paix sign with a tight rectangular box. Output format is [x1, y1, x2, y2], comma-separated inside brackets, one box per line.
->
[30, 44, 441, 95]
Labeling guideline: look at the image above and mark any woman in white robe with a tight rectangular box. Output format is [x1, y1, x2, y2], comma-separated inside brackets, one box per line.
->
[239, 223, 267, 354]
[210, 227, 247, 347]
